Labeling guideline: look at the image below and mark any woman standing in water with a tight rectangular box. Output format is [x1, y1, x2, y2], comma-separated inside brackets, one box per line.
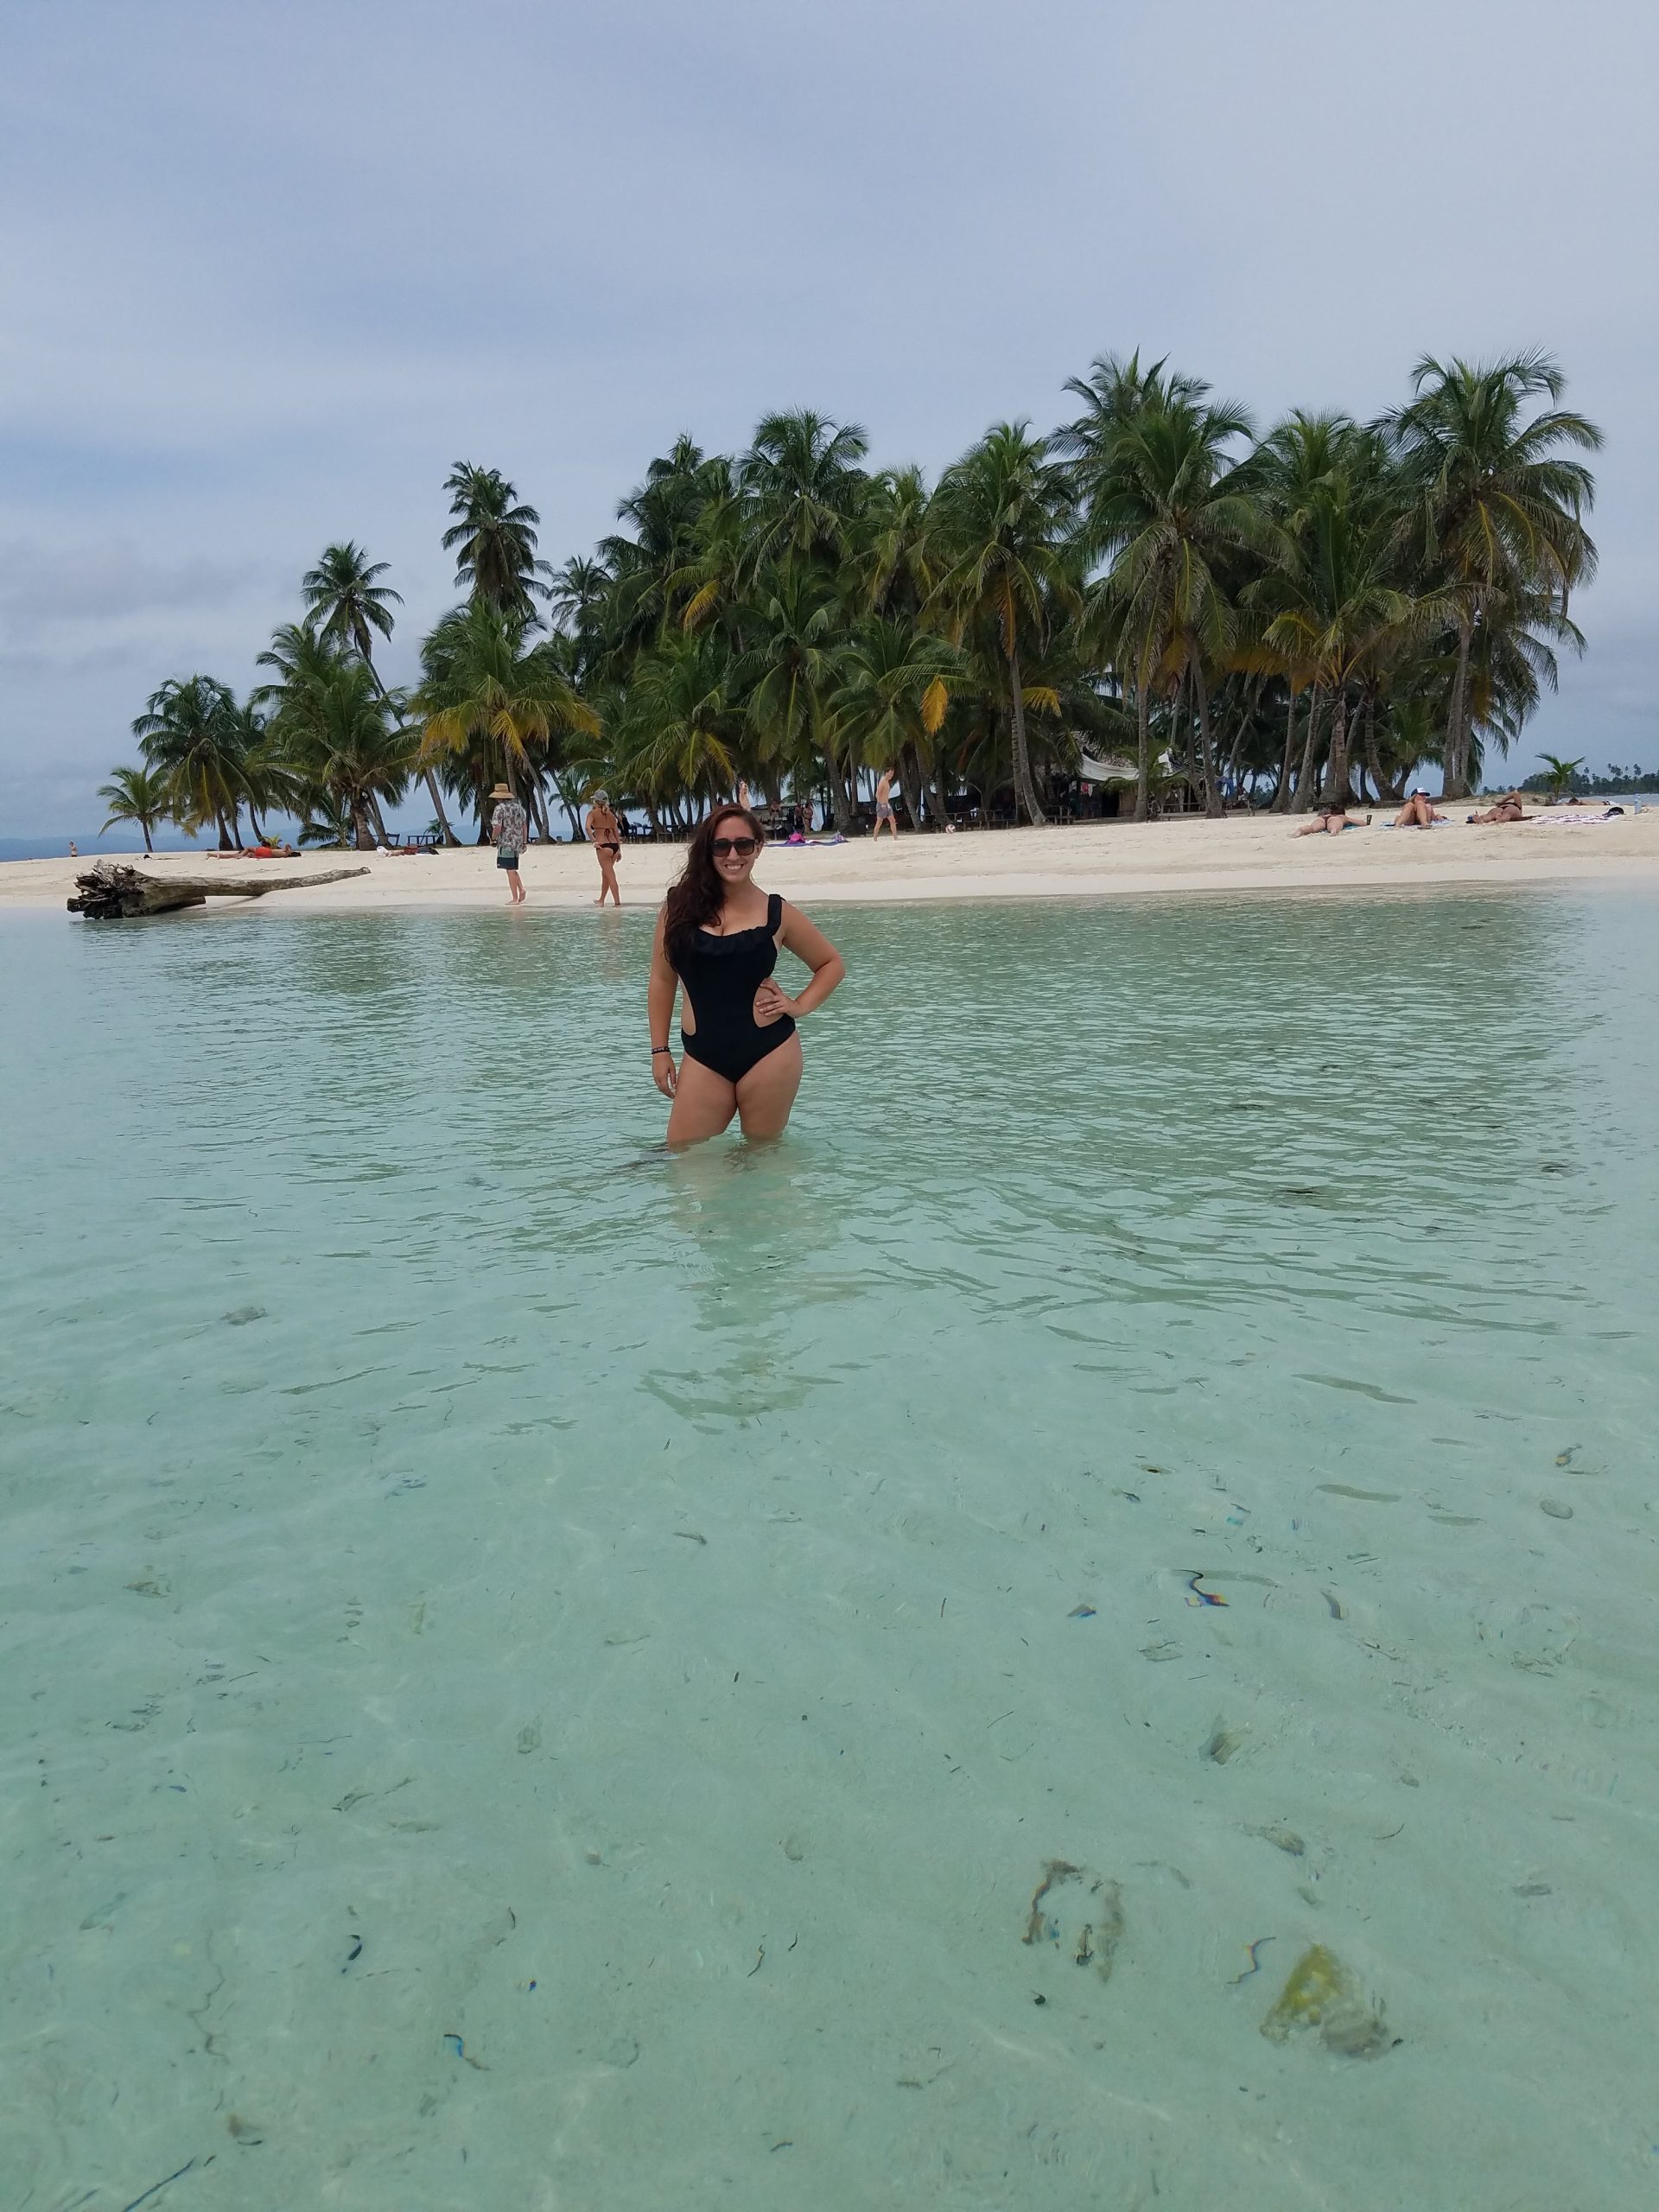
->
[586, 789, 623, 906]
[649, 804, 845, 1144]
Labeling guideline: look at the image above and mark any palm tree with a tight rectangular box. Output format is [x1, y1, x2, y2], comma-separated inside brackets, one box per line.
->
[302, 542, 402, 662]
[278, 660, 412, 849]
[850, 466, 937, 620]
[414, 600, 599, 828]
[671, 489, 751, 644]
[133, 675, 250, 845]
[296, 791, 357, 848]
[97, 764, 171, 854]
[1458, 576, 1584, 778]
[225, 696, 295, 842]
[1255, 489, 1431, 804]
[302, 541, 457, 844]
[739, 565, 851, 817]
[612, 632, 740, 812]
[1537, 751, 1585, 800]
[931, 423, 1078, 824]
[255, 622, 354, 827]
[1386, 353, 1600, 798]
[1249, 413, 1365, 809]
[601, 440, 732, 655]
[548, 555, 613, 652]
[1058, 351, 1212, 529]
[833, 619, 959, 826]
[738, 410, 870, 579]
[253, 620, 341, 702]
[1087, 397, 1258, 818]
[442, 464, 552, 618]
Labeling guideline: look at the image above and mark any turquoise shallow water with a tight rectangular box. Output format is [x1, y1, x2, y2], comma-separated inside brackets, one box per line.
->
[3, 888, 1657, 2210]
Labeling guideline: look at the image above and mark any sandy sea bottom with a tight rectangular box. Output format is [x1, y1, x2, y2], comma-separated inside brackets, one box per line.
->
[2, 889, 1656, 2211]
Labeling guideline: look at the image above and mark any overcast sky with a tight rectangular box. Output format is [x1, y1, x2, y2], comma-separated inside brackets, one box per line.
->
[3, 0, 1655, 830]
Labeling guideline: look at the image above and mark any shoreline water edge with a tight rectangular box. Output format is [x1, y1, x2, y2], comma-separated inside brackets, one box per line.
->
[5, 810, 1659, 918]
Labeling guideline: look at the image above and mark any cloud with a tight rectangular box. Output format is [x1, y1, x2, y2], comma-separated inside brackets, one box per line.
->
[1, 0, 1654, 826]
[0, 538, 269, 634]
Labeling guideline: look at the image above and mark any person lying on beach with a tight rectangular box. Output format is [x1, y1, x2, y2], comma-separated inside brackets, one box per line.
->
[1468, 794, 1529, 824]
[1393, 791, 1445, 828]
[1294, 804, 1357, 836]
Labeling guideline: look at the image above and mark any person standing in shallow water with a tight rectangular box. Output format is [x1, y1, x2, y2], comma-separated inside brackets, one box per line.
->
[585, 789, 622, 907]
[488, 782, 529, 904]
[649, 804, 845, 1145]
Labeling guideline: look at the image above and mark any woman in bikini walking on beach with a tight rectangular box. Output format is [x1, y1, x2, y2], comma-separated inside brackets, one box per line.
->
[586, 790, 623, 906]
[648, 804, 845, 1145]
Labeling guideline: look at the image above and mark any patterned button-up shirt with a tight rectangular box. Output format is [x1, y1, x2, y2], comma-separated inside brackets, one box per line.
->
[490, 799, 529, 856]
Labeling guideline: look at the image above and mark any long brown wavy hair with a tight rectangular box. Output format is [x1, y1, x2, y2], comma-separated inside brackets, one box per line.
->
[663, 804, 766, 969]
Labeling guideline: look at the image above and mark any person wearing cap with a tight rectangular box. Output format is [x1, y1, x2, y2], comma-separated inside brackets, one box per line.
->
[585, 788, 622, 907]
[488, 782, 530, 903]
[1393, 790, 1446, 828]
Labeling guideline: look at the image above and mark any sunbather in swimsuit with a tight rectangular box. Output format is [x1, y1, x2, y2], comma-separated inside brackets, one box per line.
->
[586, 798, 623, 907]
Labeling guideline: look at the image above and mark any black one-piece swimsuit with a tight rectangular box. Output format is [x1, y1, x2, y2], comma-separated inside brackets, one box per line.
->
[677, 892, 797, 1083]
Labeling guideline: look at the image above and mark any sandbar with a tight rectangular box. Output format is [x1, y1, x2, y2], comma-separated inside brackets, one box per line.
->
[5, 810, 1657, 917]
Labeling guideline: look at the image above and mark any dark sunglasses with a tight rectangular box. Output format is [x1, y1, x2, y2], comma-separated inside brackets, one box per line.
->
[710, 836, 759, 857]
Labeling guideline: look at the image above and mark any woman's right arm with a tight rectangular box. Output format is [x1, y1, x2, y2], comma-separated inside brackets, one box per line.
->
[648, 910, 678, 1097]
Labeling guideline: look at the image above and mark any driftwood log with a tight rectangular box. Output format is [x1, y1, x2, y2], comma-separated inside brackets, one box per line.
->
[67, 861, 371, 920]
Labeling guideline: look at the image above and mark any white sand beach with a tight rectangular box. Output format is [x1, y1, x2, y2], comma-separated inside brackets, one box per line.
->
[8, 808, 1658, 918]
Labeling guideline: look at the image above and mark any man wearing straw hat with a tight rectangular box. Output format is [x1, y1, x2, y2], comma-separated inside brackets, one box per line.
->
[488, 782, 530, 905]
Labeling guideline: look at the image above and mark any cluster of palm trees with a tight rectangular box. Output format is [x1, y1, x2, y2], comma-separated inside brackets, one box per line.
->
[101, 350, 1599, 851]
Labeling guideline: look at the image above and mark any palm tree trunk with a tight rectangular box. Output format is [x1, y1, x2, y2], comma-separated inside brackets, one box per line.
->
[1133, 677, 1152, 823]
[1189, 647, 1224, 818]
[546, 770, 584, 838]
[910, 739, 944, 830]
[1325, 690, 1352, 804]
[1363, 697, 1387, 805]
[353, 798, 375, 851]
[142, 820, 155, 855]
[423, 767, 460, 845]
[369, 794, 391, 844]
[1271, 688, 1298, 811]
[360, 652, 459, 845]
[1006, 640, 1046, 825]
[1446, 614, 1474, 799]
[899, 742, 925, 830]
[1289, 694, 1323, 812]
[823, 740, 856, 833]
[1224, 720, 1247, 796]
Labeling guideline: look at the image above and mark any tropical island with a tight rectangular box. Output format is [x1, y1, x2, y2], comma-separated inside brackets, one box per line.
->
[98, 348, 1601, 855]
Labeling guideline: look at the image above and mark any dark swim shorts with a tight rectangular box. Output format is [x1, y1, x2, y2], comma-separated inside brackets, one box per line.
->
[496, 850, 520, 870]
